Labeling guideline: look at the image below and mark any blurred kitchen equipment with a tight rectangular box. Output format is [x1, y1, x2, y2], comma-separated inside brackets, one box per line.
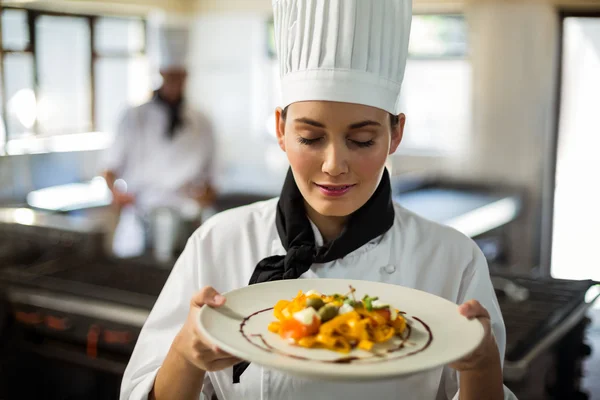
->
[150, 207, 179, 263]
[497, 274, 599, 399]
[147, 202, 201, 263]
[0, 207, 106, 259]
[26, 177, 113, 212]
[491, 276, 530, 302]
[390, 175, 524, 268]
[0, 212, 170, 399]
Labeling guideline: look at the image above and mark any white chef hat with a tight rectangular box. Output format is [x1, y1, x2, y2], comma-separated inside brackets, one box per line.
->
[272, 0, 412, 115]
[148, 12, 191, 71]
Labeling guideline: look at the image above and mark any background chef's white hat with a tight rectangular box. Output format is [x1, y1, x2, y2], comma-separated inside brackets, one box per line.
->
[272, 0, 412, 115]
[147, 12, 191, 71]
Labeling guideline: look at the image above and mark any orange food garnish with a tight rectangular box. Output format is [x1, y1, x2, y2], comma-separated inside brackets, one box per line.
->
[280, 316, 320, 340]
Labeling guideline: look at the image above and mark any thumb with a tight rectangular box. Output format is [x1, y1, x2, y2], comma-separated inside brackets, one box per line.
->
[191, 286, 226, 309]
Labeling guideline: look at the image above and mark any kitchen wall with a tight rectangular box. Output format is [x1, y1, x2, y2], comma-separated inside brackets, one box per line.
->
[186, 11, 288, 196]
[464, 2, 559, 272]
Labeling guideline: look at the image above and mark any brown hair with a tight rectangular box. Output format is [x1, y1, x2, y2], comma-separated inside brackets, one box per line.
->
[281, 106, 399, 128]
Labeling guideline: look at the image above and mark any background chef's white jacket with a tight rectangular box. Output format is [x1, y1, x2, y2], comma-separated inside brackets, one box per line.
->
[104, 98, 216, 213]
[120, 199, 518, 400]
[103, 98, 216, 257]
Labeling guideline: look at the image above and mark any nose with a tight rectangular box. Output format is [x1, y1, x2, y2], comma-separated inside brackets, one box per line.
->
[321, 141, 349, 177]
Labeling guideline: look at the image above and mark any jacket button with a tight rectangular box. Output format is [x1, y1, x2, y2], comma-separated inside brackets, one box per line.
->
[380, 265, 396, 274]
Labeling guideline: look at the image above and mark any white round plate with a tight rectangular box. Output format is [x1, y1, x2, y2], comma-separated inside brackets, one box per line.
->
[197, 278, 484, 381]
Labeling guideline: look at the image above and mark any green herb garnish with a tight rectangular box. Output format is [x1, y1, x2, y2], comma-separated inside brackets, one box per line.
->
[362, 295, 379, 312]
[344, 298, 359, 307]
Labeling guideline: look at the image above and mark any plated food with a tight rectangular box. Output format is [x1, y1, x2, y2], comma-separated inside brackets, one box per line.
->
[267, 286, 407, 354]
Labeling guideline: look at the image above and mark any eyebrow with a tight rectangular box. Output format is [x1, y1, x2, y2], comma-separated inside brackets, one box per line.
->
[294, 118, 326, 128]
[348, 120, 381, 130]
[294, 118, 381, 130]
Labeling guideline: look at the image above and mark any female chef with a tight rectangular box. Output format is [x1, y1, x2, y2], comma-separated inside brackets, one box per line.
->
[121, 0, 517, 399]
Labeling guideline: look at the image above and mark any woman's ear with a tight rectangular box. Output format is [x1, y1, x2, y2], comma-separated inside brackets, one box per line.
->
[275, 107, 286, 152]
[389, 113, 406, 155]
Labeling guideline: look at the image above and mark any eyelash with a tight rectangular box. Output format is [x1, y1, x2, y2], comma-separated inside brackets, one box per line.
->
[297, 137, 375, 148]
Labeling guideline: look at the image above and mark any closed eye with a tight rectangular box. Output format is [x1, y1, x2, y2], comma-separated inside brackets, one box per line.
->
[350, 139, 375, 148]
[297, 137, 375, 148]
[297, 136, 322, 145]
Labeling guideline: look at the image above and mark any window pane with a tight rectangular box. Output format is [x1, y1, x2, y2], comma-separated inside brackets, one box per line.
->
[95, 56, 151, 132]
[551, 17, 600, 280]
[0, 77, 4, 145]
[1, 9, 30, 50]
[409, 15, 468, 58]
[3, 54, 35, 139]
[399, 59, 471, 153]
[36, 16, 91, 136]
[94, 17, 144, 54]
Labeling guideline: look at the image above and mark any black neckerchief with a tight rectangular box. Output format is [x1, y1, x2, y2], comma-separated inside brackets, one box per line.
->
[232, 167, 396, 383]
[153, 90, 184, 140]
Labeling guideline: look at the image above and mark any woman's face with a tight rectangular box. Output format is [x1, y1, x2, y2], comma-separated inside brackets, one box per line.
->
[275, 101, 405, 219]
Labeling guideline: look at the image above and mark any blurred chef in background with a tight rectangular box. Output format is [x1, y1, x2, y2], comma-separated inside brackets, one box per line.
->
[101, 16, 217, 259]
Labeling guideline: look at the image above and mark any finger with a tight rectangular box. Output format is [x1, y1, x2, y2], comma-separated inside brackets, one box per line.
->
[195, 340, 224, 356]
[191, 287, 226, 309]
[194, 331, 233, 357]
[213, 346, 235, 358]
[479, 317, 492, 338]
[206, 350, 238, 362]
[198, 346, 238, 363]
[206, 357, 244, 372]
[458, 300, 490, 319]
[459, 301, 492, 340]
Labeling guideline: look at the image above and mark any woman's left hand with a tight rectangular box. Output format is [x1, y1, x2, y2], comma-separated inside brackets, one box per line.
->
[449, 300, 500, 372]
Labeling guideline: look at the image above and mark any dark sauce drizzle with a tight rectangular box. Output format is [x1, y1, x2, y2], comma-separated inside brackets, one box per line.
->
[239, 307, 433, 364]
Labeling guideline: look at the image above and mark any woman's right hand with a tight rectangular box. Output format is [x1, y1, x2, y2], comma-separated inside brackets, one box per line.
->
[174, 286, 242, 372]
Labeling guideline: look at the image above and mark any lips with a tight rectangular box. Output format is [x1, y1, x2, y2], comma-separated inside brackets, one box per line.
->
[315, 184, 354, 191]
[314, 183, 356, 197]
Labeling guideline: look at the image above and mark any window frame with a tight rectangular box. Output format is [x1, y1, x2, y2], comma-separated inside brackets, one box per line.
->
[0, 5, 147, 143]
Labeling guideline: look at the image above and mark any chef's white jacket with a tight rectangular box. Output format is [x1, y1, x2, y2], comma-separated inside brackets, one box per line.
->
[120, 199, 518, 399]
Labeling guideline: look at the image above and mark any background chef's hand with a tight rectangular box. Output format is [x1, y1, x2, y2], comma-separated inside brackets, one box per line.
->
[103, 170, 135, 210]
[174, 286, 242, 372]
[110, 189, 135, 209]
[449, 300, 501, 372]
[183, 184, 217, 208]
